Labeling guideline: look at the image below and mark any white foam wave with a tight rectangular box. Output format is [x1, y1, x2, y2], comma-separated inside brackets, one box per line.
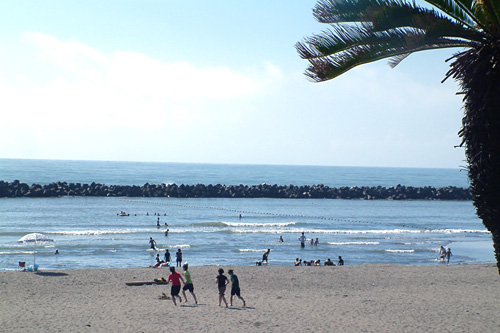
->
[385, 249, 415, 253]
[51, 229, 136, 236]
[0, 251, 34, 255]
[223, 222, 297, 227]
[429, 229, 489, 234]
[166, 244, 191, 249]
[326, 241, 380, 246]
[237, 249, 267, 253]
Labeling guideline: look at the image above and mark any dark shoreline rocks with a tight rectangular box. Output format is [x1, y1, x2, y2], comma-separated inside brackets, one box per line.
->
[0, 180, 471, 200]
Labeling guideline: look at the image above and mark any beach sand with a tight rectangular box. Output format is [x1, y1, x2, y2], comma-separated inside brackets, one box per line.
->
[1, 264, 500, 332]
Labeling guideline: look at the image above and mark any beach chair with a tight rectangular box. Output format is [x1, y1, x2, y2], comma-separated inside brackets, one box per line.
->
[18, 261, 26, 271]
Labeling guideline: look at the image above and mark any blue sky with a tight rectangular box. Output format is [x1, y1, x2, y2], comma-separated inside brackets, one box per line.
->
[0, 1, 466, 168]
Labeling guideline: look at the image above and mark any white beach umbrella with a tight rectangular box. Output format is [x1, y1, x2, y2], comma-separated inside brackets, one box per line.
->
[17, 233, 54, 267]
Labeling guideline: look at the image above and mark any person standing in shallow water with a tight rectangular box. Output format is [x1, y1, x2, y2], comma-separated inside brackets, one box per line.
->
[228, 269, 246, 307]
[164, 249, 171, 263]
[176, 248, 182, 267]
[262, 249, 270, 264]
[299, 232, 306, 248]
[446, 248, 452, 264]
[216, 268, 229, 307]
[149, 237, 157, 249]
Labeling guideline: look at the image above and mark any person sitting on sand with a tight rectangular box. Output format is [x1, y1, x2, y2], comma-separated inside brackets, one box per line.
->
[314, 259, 321, 266]
[182, 263, 198, 304]
[338, 256, 344, 266]
[166, 267, 185, 306]
[216, 268, 229, 307]
[228, 269, 246, 307]
[295, 258, 302, 266]
[324, 258, 335, 266]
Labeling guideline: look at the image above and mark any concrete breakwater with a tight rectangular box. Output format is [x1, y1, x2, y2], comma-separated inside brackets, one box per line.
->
[0, 180, 471, 200]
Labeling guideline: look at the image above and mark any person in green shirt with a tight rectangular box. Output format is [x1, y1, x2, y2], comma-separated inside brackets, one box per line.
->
[228, 269, 246, 307]
[182, 263, 198, 304]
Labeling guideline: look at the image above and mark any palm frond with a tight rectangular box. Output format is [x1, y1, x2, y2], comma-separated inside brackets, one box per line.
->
[473, 0, 500, 33]
[387, 53, 411, 68]
[297, 25, 472, 81]
[423, 0, 476, 27]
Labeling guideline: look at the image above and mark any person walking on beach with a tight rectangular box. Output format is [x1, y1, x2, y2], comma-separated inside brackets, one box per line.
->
[228, 269, 246, 307]
[166, 266, 186, 306]
[262, 249, 270, 264]
[176, 249, 183, 267]
[446, 248, 452, 264]
[216, 268, 229, 307]
[299, 232, 306, 248]
[164, 249, 171, 263]
[182, 263, 198, 304]
[149, 237, 157, 250]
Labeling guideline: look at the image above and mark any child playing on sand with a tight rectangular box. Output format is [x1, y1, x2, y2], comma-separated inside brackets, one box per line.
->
[182, 263, 198, 304]
[228, 269, 246, 307]
[166, 267, 185, 306]
[216, 268, 229, 307]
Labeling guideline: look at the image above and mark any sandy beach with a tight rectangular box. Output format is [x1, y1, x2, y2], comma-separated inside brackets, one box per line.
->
[1, 264, 500, 332]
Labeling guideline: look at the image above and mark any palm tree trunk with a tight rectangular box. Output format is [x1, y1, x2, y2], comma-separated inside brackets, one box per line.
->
[450, 45, 500, 274]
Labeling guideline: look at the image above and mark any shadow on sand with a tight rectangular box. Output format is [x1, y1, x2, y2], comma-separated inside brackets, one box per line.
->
[35, 271, 69, 277]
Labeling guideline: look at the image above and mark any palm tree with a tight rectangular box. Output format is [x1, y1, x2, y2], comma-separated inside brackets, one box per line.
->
[296, 0, 500, 274]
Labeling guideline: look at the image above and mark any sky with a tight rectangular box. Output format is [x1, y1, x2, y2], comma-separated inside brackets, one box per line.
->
[0, 1, 467, 168]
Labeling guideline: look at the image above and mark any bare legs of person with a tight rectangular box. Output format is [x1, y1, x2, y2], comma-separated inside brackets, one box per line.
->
[219, 293, 228, 307]
[183, 289, 198, 304]
[230, 294, 246, 307]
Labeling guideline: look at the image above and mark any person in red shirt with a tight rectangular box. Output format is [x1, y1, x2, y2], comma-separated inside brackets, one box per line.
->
[166, 266, 186, 306]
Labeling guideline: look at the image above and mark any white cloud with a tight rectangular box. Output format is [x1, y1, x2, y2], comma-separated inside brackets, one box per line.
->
[6, 32, 274, 132]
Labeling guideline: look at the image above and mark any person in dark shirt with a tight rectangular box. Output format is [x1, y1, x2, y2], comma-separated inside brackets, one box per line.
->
[216, 268, 229, 307]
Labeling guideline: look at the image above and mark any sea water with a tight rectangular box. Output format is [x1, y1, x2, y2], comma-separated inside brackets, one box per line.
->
[0, 158, 494, 270]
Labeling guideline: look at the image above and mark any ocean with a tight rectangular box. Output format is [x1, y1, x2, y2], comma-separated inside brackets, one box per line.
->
[0, 158, 494, 270]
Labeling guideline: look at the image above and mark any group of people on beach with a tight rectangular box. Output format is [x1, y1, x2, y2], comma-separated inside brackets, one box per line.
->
[439, 246, 452, 264]
[150, 247, 184, 268]
[164, 264, 246, 308]
[294, 256, 344, 266]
